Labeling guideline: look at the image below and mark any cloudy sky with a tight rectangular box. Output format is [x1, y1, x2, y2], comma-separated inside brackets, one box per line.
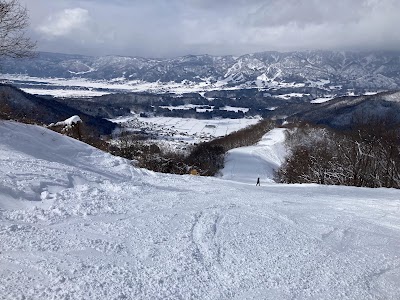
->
[20, 0, 400, 58]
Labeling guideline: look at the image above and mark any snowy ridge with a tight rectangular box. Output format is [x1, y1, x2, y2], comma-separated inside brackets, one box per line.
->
[1, 122, 400, 299]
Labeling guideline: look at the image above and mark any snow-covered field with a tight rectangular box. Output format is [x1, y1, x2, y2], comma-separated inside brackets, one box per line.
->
[159, 105, 250, 114]
[1, 121, 400, 299]
[0, 74, 329, 98]
[20, 88, 109, 98]
[112, 115, 261, 147]
[2, 74, 274, 97]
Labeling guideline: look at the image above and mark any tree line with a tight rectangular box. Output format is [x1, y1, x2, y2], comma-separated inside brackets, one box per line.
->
[277, 116, 400, 188]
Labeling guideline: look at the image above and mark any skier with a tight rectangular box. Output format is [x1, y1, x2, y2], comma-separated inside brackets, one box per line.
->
[256, 177, 260, 186]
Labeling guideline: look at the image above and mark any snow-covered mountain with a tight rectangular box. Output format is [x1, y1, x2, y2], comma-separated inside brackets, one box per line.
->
[1, 121, 400, 299]
[2, 50, 400, 90]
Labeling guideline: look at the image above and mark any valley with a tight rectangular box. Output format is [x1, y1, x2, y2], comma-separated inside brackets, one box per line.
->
[0, 58, 399, 299]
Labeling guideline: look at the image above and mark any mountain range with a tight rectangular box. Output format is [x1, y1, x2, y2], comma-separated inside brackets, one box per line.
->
[2, 50, 400, 91]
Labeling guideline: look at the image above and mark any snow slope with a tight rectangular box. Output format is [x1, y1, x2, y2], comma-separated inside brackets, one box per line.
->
[220, 128, 287, 184]
[1, 121, 400, 299]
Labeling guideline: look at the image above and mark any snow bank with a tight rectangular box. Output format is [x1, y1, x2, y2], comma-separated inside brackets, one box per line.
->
[0, 121, 148, 210]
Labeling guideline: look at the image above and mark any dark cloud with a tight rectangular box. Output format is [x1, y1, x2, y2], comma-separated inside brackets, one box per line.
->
[20, 0, 400, 57]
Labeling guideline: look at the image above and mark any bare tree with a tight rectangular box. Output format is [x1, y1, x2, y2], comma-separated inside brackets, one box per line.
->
[0, 0, 36, 58]
[277, 120, 400, 189]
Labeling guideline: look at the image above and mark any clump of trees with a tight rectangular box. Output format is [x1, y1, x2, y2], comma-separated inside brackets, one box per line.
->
[0, 94, 13, 119]
[109, 130, 193, 174]
[0, 90, 43, 123]
[208, 119, 275, 150]
[277, 117, 400, 188]
[0, 0, 36, 119]
[185, 143, 225, 176]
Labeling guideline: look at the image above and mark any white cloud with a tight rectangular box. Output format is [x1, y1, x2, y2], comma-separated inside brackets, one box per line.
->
[180, 0, 400, 54]
[37, 8, 90, 37]
[22, 0, 400, 57]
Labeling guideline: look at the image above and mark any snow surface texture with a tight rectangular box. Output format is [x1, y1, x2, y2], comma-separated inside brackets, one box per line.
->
[1, 121, 400, 299]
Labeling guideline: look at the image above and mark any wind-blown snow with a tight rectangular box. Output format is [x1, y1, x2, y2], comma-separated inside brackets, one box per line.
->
[1, 121, 400, 299]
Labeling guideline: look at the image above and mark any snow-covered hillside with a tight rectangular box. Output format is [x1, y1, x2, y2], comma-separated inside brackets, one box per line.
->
[1, 121, 400, 299]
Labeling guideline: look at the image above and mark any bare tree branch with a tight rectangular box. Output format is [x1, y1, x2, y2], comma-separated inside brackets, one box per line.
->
[0, 0, 36, 58]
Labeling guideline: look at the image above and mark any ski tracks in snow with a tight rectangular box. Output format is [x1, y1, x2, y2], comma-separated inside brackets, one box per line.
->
[191, 210, 224, 271]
